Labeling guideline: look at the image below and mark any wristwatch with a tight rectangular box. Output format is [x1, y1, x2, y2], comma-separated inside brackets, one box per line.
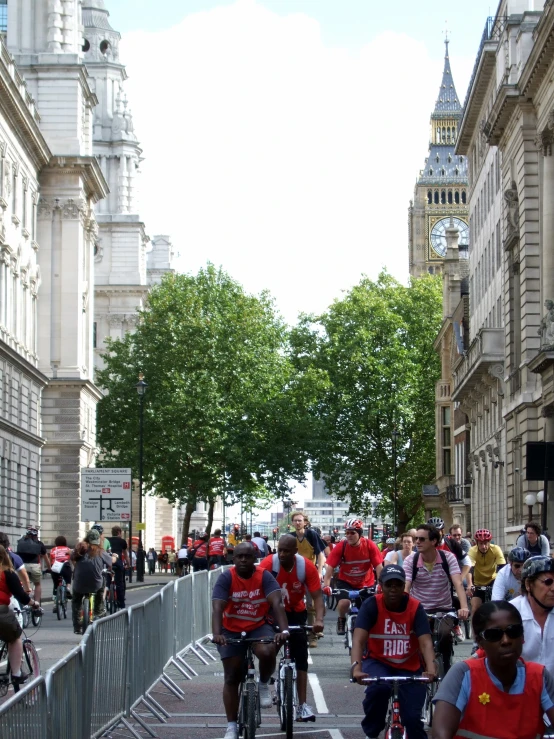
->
[281, 630, 290, 636]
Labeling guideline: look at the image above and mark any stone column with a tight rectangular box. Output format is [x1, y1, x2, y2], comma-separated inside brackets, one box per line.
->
[537, 122, 554, 347]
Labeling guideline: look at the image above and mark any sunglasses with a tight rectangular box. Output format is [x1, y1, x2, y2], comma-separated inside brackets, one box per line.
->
[415, 536, 429, 542]
[479, 624, 524, 642]
[511, 563, 523, 569]
[537, 577, 554, 587]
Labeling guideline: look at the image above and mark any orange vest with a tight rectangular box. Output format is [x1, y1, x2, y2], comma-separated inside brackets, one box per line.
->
[0, 571, 11, 606]
[208, 537, 225, 556]
[455, 659, 544, 739]
[222, 567, 271, 632]
[366, 593, 422, 671]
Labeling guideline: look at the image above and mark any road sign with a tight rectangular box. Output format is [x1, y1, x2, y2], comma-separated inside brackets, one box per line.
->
[81, 468, 132, 522]
[136, 522, 146, 531]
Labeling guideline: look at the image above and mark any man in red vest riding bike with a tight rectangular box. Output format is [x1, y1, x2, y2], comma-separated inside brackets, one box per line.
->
[351, 564, 436, 739]
[212, 541, 289, 739]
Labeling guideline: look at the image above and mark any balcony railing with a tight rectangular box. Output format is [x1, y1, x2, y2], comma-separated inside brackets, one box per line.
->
[452, 328, 503, 400]
[446, 484, 470, 504]
[462, 16, 508, 112]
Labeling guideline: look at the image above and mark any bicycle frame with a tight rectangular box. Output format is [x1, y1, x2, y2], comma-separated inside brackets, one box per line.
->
[361, 675, 430, 739]
[332, 586, 375, 653]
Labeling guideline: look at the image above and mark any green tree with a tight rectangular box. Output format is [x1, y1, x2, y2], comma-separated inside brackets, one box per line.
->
[291, 271, 442, 532]
[96, 265, 323, 543]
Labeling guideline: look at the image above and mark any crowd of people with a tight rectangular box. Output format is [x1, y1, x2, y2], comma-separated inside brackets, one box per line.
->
[209, 512, 554, 739]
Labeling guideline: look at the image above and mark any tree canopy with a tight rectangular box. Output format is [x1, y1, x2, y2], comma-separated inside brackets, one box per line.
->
[290, 271, 442, 531]
[96, 265, 324, 537]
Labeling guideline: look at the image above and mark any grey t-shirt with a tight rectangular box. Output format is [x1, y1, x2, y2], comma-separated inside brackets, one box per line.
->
[73, 551, 113, 594]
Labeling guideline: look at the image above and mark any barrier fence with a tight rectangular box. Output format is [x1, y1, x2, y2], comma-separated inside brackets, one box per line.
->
[0, 568, 227, 738]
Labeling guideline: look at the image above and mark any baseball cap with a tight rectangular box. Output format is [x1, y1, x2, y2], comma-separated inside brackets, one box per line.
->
[86, 529, 101, 545]
[379, 564, 406, 584]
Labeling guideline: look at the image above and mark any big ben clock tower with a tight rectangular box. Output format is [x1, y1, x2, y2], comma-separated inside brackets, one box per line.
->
[409, 40, 468, 278]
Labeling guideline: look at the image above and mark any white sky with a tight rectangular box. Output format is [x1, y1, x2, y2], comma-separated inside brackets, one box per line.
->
[120, 0, 475, 327]
[116, 0, 476, 514]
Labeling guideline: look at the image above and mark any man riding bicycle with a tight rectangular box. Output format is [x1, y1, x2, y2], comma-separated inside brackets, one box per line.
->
[259, 534, 325, 722]
[403, 524, 469, 674]
[351, 564, 436, 739]
[212, 541, 289, 739]
[323, 518, 383, 635]
[467, 529, 505, 616]
[16, 527, 50, 605]
[491, 547, 530, 602]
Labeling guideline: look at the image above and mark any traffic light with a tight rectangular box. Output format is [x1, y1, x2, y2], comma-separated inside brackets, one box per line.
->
[272, 528, 278, 540]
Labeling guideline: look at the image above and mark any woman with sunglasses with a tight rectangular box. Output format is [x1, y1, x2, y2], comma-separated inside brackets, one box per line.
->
[432, 600, 554, 739]
[491, 547, 531, 602]
[510, 555, 554, 675]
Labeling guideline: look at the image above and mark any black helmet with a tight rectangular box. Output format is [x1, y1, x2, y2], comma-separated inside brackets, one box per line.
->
[508, 546, 531, 564]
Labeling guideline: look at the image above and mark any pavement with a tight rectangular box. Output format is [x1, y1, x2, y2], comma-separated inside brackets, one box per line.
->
[101, 608, 474, 739]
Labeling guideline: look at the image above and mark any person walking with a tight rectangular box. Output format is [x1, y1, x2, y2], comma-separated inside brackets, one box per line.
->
[106, 526, 128, 609]
[147, 548, 156, 575]
[136, 543, 145, 582]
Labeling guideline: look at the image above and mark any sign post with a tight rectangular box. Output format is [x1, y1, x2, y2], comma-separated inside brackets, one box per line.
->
[81, 468, 132, 522]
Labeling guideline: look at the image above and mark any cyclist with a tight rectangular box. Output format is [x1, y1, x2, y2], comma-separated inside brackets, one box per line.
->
[71, 529, 112, 634]
[384, 532, 414, 567]
[0, 532, 31, 595]
[16, 527, 51, 605]
[49, 535, 73, 605]
[351, 564, 436, 739]
[491, 546, 530, 602]
[91, 524, 110, 552]
[403, 524, 469, 674]
[428, 518, 471, 581]
[511, 555, 554, 674]
[259, 534, 324, 722]
[0, 545, 40, 685]
[291, 512, 327, 647]
[381, 538, 397, 562]
[191, 531, 209, 572]
[106, 526, 128, 609]
[467, 529, 506, 615]
[516, 521, 550, 555]
[211, 541, 289, 739]
[432, 601, 554, 739]
[208, 529, 227, 570]
[323, 518, 383, 635]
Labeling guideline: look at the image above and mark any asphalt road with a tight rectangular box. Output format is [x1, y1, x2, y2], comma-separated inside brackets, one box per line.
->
[120, 606, 473, 739]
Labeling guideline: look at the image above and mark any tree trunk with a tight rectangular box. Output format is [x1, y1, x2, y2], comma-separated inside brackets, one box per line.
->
[181, 500, 195, 546]
[206, 496, 215, 537]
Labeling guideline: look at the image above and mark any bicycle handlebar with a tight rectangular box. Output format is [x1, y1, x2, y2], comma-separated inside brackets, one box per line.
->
[223, 637, 276, 645]
[361, 676, 432, 684]
[425, 610, 458, 620]
[331, 586, 375, 599]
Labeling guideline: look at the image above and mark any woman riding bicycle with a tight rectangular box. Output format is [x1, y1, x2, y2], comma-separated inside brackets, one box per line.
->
[70, 529, 113, 634]
[0, 544, 39, 685]
[49, 535, 72, 602]
[432, 600, 554, 739]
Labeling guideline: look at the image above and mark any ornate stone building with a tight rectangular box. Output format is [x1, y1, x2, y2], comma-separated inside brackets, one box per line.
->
[456, 0, 554, 546]
[409, 41, 469, 279]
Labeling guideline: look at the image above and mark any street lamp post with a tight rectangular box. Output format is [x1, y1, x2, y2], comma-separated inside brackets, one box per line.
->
[392, 428, 399, 535]
[524, 493, 537, 522]
[135, 373, 148, 583]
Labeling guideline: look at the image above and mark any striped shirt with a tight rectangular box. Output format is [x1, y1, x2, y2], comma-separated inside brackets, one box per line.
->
[403, 549, 460, 611]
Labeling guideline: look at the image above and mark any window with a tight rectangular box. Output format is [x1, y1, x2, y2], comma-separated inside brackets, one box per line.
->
[448, 190, 453, 204]
[434, 191, 439, 204]
[93, 322, 97, 349]
[441, 190, 446, 204]
[462, 190, 467, 204]
[496, 220, 501, 270]
[442, 406, 452, 475]
[427, 190, 432, 204]
[0, 0, 6, 34]
[455, 191, 460, 204]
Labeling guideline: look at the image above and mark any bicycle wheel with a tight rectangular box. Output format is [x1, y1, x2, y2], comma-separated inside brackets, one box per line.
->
[276, 675, 285, 730]
[0, 642, 9, 697]
[55, 585, 63, 621]
[284, 668, 294, 739]
[61, 586, 67, 620]
[22, 607, 30, 630]
[244, 681, 257, 739]
[389, 728, 404, 739]
[423, 680, 438, 727]
[82, 597, 91, 632]
[347, 615, 357, 655]
[31, 607, 42, 628]
[23, 640, 40, 679]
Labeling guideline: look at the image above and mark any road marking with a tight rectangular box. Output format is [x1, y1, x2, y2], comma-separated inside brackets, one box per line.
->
[307, 652, 313, 665]
[328, 731, 345, 739]
[308, 672, 329, 714]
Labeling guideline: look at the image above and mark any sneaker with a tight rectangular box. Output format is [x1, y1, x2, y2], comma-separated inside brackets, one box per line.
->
[296, 703, 316, 722]
[336, 617, 346, 636]
[453, 625, 464, 642]
[224, 725, 238, 739]
[74, 628, 82, 635]
[258, 682, 272, 708]
[11, 671, 28, 686]
[308, 634, 318, 649]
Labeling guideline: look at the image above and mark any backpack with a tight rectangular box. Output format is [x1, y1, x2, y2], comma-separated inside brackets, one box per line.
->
[411, 549, 453, 588]
[271, 553, 306, 583]
[442, 536, 465, 564]
[16, 537, 41, 557]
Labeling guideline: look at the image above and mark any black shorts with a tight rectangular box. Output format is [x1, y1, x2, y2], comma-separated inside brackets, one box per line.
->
[285, 610, 309, 672]
[217, 623, 276, 660]
[0, 605, 22, 643]
[473, 584, 493, 603]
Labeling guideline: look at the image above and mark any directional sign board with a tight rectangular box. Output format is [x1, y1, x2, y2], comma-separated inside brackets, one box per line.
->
[81, 468, 132, 522]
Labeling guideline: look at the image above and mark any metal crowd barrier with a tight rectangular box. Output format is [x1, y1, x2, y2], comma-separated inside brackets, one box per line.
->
[0, 566, 227, 738]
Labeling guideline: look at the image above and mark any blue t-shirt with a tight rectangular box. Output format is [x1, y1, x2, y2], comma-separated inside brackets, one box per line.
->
[9, 551, 24, 570]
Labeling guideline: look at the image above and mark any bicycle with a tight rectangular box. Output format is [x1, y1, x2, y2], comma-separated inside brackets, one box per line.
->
[79, 569, 110, 633]
[54, 577, 68, 620]
[273, 625, 316, 737]
[221, 632, 275, 739]
[332, 586, 375, 655]
[0, 605, 41, 697]
[351, 669, 430, 739]
[423, 610, 458, 726]
[105, 576, 119, 615]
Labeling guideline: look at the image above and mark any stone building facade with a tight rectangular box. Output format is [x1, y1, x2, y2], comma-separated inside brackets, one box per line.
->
[456, 0, 554, 546]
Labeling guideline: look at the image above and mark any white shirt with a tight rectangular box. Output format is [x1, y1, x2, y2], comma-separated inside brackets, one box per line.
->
[511, 594, 554, 674]
[491, 565, 520, 601]
[177, 547, 188, 559]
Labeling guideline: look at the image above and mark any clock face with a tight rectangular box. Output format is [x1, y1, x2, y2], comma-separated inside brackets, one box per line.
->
[430, 217, 469, 257]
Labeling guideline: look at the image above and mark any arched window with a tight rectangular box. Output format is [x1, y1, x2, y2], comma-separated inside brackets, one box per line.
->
[448, 190, 453, 204]
[455, 191, 460, 204]
[436, 154, 440, 163]
[429, 167, 434, 176]
[462, 190, 467, 204]
[437, 127, 441, 143]
[452, 126, 456, 142]
[428, 266, 434, 274]
[441, 167, 446, 176]
[427, 190, 432, 204]
[447, 127, 451, 143]
[441, 190, 446, 204]
[434, 191, 439, 204]
[442, 127, 446, 141]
